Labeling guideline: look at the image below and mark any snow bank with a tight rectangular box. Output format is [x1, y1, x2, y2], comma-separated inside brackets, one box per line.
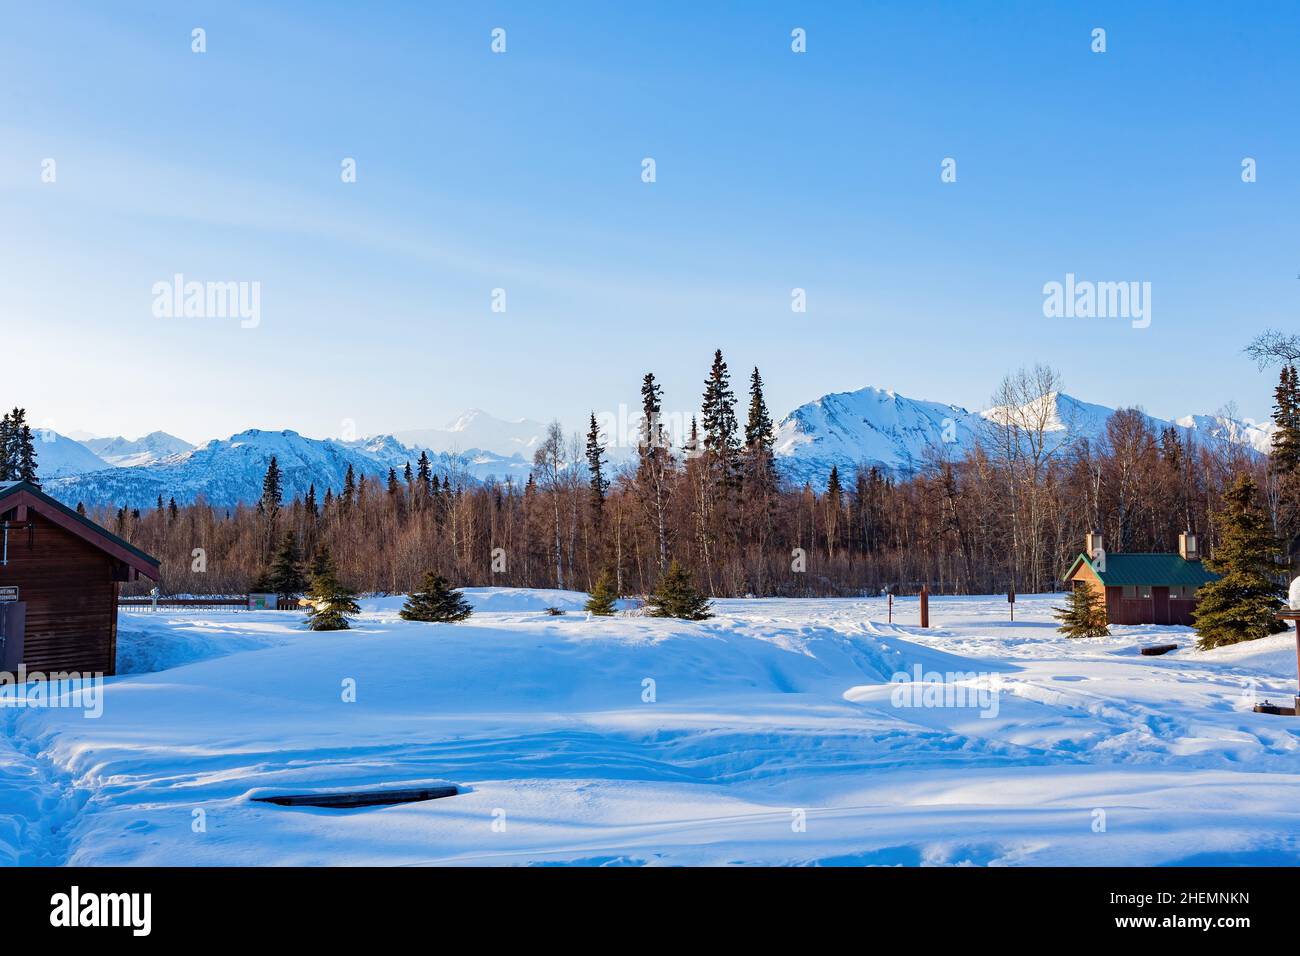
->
[2, 594, 1298, 866]
[115, 612, 304, 675]
[361, 587, 593, 616]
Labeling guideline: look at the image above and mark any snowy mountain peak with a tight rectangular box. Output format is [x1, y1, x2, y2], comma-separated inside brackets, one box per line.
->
[447, 408, 509, 431]
[775, 384, 1271, 488]
[392, 409, 546, 455]
[84, 431, 195, 468]
[223, 428, 300, 446]
[26, 430, 110, 478]
[774, 386, 980, 485]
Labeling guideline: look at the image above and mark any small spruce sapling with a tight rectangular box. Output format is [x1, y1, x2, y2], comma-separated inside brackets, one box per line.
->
[400, 571, 474, 623]
[306, 567, 360, 631]
[585, 569, 619, 616]
[1053, 583, 1110, 638]
[647, 560, 712, 621]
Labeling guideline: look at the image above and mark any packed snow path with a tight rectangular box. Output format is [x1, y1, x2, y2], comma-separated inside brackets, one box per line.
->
[2, 590, 1299, 866]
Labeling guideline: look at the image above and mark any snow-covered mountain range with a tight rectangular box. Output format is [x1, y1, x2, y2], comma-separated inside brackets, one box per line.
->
[38, 389, 1273, 508]
[82, 431, 195, 468]
[27, 430, 113, 478]
[44, 428, 524, 510]
[392, 409, 546, 457]
[774, 387, 1272, 487]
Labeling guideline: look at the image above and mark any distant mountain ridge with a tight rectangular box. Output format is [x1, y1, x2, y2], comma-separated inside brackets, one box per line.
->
[82, 431, 195, 468]
[39, 392, 1274, 507]
[43, 428, 527, 510]
[28, 430, 110, 478]
[774, 386, 1272, 487]
[392, 409, 546, 456]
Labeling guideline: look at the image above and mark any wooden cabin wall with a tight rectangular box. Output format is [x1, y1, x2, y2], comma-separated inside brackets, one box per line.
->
[0, 512, 118, 675]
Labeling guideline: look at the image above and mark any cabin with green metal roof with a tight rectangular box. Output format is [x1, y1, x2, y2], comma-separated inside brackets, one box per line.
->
[0, 480, 160, 676]
[1064, 531, 1219, 626]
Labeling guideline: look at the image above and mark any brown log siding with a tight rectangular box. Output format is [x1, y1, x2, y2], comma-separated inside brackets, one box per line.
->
[0, 512, 120, 675]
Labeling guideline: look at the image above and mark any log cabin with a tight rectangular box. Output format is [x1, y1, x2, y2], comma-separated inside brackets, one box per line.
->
[1064, 531, 1219, 627]
[0, 481, 160, 677]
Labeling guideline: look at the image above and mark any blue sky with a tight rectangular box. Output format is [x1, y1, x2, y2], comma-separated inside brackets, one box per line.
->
[2, 0, 1296, 444]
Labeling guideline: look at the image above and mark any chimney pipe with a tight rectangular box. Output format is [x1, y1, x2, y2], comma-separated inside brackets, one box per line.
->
[1179, 531, 1199, 562]
[1085, 530, 1106, 573]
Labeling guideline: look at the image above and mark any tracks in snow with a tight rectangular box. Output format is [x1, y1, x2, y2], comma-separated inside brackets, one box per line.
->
[0, 710, 89, 866]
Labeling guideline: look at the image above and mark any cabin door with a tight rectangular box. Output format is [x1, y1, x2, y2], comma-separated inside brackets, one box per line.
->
[0, 602, 25, 673]
[1152, 587, 1171, 626]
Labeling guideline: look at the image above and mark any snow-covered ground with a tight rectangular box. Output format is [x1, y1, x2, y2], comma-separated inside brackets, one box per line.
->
[2, 589, 1299, 866]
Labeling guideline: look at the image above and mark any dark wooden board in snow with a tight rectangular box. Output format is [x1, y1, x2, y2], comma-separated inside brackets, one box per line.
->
[252, 786, 459, 808]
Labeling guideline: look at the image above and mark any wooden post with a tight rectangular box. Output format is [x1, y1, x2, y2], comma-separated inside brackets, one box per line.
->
[888, 593, 893, 624]
[919, 586, 929, 629]
[1274, 610, 1300, 713]
[1290, 613, 1300, 714]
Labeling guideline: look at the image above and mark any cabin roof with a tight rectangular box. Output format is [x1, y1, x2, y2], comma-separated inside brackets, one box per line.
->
[1066, 552, 1219, 588]
[0, 480, 161, 580]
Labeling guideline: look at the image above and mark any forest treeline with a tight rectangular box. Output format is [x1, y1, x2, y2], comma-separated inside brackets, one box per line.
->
[40, 333, 1300, 599]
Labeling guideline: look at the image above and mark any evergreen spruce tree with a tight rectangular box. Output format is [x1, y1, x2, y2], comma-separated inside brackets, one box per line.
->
[400, 571, 474, 622]
[0, 409, 38, 485]
[827, 465, 842, 502]
[267, 530, 307, 598]
[585, 568, 619, 616]
[700, 349, 739, 470]
[639, 372, 666, 454]
[14, 415, 38, 486]
[342, 464, 356, 509]
[1053, 583, 1110, 638]
[167, 497, 178, 522]
[308, 541, 335, 580]
[306, 564, 360, 631]
[417, 452, 432, 498]
[636, 371, 674, 573]
[647, 560, 713, 620]
[1268, 364, 1300, 572]
[585, 412, 608, 515]
[744, 366, 775, 466]
[304, 484, 318, 518]
[1194, 474, 1288, 649]
[1270, 364, 1300, 474]
[260, 456, 282, 516]
[0, 410, 13, 481]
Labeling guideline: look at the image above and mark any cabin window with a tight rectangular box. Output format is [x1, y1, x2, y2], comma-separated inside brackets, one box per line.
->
[1138, 586, 1152, 600]
[1174, 585, 1197, 599]
[1122, 586, 1137, 599]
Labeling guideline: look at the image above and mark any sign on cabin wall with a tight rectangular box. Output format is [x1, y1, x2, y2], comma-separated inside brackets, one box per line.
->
[0, 586, 18, 603]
